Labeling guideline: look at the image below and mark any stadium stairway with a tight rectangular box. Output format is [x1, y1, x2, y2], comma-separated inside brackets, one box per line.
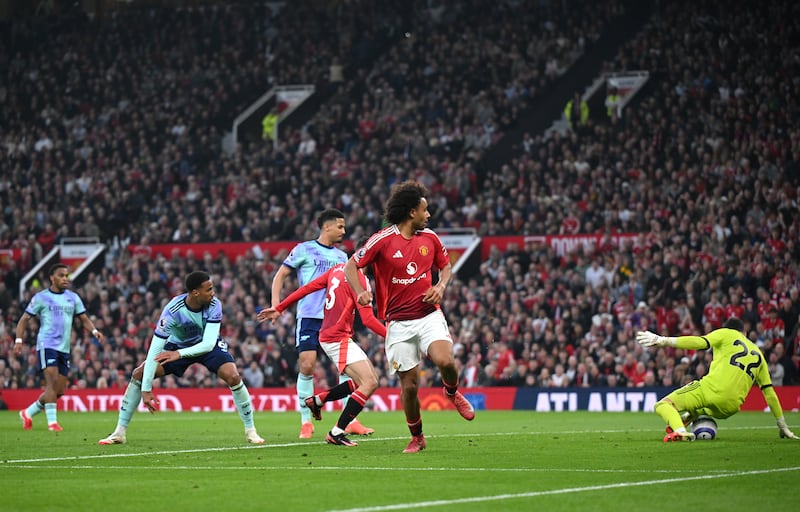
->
[478, 0, 653, 181]
[273, 8, 415, 141]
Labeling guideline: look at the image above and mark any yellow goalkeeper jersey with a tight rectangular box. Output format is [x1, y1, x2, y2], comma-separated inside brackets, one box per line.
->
[680, 327, 773, 410]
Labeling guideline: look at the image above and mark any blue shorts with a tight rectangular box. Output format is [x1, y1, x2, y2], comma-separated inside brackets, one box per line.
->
[161, 341, 235, 377]
[37, 348, 70, 377]
[295, 318, 322, 353]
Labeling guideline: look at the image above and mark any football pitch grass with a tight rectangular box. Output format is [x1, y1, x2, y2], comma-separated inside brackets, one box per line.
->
[1, 410, 798, 512]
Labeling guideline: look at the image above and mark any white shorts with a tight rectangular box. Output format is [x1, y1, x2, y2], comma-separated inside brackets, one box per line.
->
[385, 310, 453, 374]
[321, 338, 369, 374]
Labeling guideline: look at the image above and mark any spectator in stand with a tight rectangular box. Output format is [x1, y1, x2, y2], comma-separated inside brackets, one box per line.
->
[702, 292, 725, 331]
[242, 360, 265, 389]
[769, 352, 785, 387]
[584, 257, 607, 290]
[763, 306, 785, 345]
[773, 342, 798, 386]
[564, 91, 589, 130]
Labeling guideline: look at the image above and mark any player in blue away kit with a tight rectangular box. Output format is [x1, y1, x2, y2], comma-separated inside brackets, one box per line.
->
[271, 208, 374, 438]
[14, 263, 106, 431]
[98, 271, 265, 445]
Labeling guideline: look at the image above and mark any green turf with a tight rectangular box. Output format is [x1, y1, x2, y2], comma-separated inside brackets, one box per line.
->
[1, 410, 798, 512]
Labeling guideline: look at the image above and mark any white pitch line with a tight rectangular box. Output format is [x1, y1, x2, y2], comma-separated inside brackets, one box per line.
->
[0, 426, 775, 465]
[0, 464, 735, 474]
[325, 467, 800, 512]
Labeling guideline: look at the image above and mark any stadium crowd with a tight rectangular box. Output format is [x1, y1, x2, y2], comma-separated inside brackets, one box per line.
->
[1, 0, 799, 396]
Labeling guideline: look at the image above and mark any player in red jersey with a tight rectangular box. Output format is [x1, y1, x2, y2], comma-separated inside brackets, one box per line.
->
[257, 258, 385, 447]
[344, 180, 475, 454]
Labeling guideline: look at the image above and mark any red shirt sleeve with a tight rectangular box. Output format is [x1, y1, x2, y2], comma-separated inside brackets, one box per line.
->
[275, 268, 331, 313]
[358, 302, 386, 338]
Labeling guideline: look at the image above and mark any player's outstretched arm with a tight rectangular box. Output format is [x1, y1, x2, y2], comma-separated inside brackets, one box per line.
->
[357, 303, 386, 338]
[141, 335, 166, 404]
[763, 385, 800, 439]
[259, 269, 331, 324]
[636, 331, 675, 347]
[636, 331, 710, 350]
[270, 264, 293, 308]
[257, 307, 281, 324]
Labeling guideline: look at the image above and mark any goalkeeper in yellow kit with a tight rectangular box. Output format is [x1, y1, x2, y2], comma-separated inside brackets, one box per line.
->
[637, 317, 799, 442]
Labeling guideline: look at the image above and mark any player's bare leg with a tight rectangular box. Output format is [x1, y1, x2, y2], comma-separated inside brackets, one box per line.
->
[310, 360, 378, 446]
[428, 340, 474, 420]
[398, 367, 426, 452]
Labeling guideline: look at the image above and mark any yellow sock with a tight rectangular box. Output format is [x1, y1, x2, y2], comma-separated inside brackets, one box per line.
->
[655, 401, 686, 432]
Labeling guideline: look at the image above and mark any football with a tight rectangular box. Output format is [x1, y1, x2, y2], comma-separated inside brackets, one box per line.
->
[691, 415, 718, 440]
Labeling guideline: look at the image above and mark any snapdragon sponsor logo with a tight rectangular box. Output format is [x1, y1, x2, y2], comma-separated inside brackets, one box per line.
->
[392, 272, 427, 285]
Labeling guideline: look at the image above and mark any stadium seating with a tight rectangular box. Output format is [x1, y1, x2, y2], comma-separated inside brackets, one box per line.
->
[1, 0, 798, 391]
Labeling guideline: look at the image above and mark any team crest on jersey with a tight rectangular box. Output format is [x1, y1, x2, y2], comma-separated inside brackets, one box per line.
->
[392, 360, 400, 371]
[357, 248, 366, 259]
[419, 245, 429, 256]
[406, 262, 418, 275]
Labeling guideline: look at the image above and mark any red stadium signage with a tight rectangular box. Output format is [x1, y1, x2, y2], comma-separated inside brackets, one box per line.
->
[127, 234, 642, 266]
[1, 387, 513, 412]
[741, 385, 800, 412]
[480, 234, 639, 259]
[127, 241, 305, 261]
[3, 386, 796, 413]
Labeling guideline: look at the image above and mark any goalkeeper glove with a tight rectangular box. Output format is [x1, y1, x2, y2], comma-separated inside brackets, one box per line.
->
[635, 331, 676, 347]
[777, 417, 799, 439]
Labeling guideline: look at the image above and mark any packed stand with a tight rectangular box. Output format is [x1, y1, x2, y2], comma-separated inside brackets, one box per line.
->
[0, 0, 405, 264]
[0, 0, 619, 258]
[437, 0, 800, 387]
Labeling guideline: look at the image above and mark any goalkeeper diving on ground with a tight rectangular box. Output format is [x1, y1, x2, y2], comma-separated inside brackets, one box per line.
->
[636, 317, 798, 442]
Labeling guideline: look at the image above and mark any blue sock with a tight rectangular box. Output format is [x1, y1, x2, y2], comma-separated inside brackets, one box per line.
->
[231, 382, 255, 429]
[118, 379, 142, 430]
[44, 403, 58, 425]
[25, 400, 44, 418]
[297, 374, 314, 424]
[339, 373, 352, 410]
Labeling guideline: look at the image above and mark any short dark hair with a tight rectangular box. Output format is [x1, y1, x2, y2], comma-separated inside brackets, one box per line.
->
[384, 180, 428, 226]
[722, 317, 745, 332]
[185, 271, 211, 292]
[49, 263, 68, 276]
[317, 208, 345, 228]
